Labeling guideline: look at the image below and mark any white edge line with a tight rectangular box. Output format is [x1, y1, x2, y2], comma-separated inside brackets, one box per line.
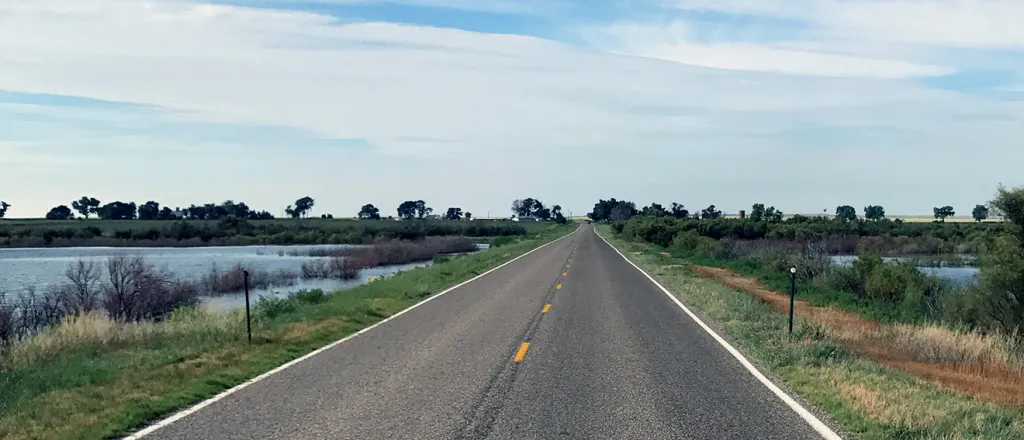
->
[594, 229, 843, 440]
[124, 223, 582, 439]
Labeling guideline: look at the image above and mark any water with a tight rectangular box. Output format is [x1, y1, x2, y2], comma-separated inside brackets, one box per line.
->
[829, 255, 979, 285]
[0, 245, 437, 309]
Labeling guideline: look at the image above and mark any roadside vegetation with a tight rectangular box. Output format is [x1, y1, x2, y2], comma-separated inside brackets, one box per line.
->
[598, 185, 1024, 438]
[591, 199, 1008, 256]
[0, 222, 575, 440]
[599, 228, 1024, 439]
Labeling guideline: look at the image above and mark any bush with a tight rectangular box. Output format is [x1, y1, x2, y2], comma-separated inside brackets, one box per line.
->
[254, 296, 296, 319]
[433, 256, 451, 265]
[490, 236, 515, 248]
[289, 289, 327, 304]
[865, 264, 910, 303]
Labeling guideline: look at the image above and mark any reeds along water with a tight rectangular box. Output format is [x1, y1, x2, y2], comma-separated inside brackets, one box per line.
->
[300, 237, 477, 280]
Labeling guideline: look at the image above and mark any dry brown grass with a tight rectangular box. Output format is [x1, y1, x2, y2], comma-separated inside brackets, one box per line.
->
[2, 308, 244, 368]
[691, 265, 1024, 407]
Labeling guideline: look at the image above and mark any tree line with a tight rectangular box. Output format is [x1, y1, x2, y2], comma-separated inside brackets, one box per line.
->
[30, 197, 278, 221]
[355, 197, 568, 224]
[588, 198, 995, 224]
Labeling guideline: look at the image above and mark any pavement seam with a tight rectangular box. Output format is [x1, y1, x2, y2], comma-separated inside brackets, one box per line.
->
[455, 232, 582, 440]
[594, 228, 844, 440]
[122, 223, 583, 439]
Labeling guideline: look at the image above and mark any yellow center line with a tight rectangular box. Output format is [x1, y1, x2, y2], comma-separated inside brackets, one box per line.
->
[542, 304, 551, 313]
[514, 343, 530, 362]
[556, 284, 562, 290]
[563, 272, 567, 276]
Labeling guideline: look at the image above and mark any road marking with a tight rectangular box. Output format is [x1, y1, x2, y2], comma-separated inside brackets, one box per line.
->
[556, 284, 562, 290]
[542, 304, 551, 313]
[123, 223, 584, 439]
[563, 272, 567, 276]
[514, 343, 531, 362]
[595, 230, 844, 440]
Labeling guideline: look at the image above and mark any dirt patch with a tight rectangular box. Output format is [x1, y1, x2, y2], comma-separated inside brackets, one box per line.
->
[691, 265, 1024, 407]
[659, 252, 671, 257]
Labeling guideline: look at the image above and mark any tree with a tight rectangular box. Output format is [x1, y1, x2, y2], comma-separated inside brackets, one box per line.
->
[933, 206, 955, 222]
[288, 197, 315, 219]
[0, 201, 9, 219]
[358, 204, 382, 220]
[137, 201, 161, 221]
[991, 185, 1024, 237]
[835, 205, 857, 222]
[444, 207, 463, 221]
[749, 203, 766, 222]
[701, 205, 722, 220]
[512, 198, 547, 218]
[589, 199, 618, 222]
[864, 205, 886, 221]
[642, 203, 668, 217]
[464, 212, 473, 221]
[551, 205, 567, 224]
[610, 202, 637, 221]
[764, 206, 784, 223]
[97, 201, 137, 220]
[397, 201, 418, 220]
[669, 203, 689, 219]
[414, 200, 432, 219]
[157, 207, 176, 220]
[45, 205, 74, 220]
[72, 197, 101, 219]
[972, 204, 990, 222]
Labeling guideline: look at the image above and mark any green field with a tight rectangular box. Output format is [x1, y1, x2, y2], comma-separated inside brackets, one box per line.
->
[0, 222, 577, 440]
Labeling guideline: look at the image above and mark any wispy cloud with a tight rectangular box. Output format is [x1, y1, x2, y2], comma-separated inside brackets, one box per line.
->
[0, 0, 1021, 218]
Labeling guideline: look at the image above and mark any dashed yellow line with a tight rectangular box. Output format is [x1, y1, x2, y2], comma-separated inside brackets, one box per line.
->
[563, 272, 567, 276]
[556, 284, 562, 290]
[514, 343, 530, 362]
[542, 304, 551, 313]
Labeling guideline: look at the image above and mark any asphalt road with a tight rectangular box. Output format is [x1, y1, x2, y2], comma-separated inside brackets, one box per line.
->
[139, 224, 831, 440]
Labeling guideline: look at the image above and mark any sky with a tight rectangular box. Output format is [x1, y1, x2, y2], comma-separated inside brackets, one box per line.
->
[1, 0, 1023, 219]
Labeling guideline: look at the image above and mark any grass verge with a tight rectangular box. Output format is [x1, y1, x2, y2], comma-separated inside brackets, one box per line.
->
[0, 223, 576, 440]
[598, 225, 1024, 440]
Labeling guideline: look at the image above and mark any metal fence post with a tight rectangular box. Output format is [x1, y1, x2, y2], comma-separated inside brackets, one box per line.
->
[789, 267, 797, 336]
[244, 270, 252, 346]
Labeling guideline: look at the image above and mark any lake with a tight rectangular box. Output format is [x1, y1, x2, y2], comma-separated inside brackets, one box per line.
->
[830, 255, 979, 285]
[0, 245, 448, 310]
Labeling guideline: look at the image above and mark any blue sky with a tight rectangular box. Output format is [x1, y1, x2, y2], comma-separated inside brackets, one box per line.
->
[1, 0, 1023, 219]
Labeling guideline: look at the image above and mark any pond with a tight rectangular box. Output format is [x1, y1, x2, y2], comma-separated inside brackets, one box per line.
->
[0, 244, 482, 310]
[829, 255, 979, 285]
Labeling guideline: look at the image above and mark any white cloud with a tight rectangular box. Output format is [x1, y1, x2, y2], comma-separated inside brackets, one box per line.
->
[590, 22, 954, 78]
[671, 0, 1024, 49]
[0, 0, 1021, 218]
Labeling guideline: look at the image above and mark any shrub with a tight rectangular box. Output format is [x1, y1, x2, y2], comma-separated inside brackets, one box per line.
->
[289, 289, 327, 304]
[433, 256, 451, 265]
[490, 236, 515, 248]
[254, 296, 296, 319]
[865, 264, 910, 303]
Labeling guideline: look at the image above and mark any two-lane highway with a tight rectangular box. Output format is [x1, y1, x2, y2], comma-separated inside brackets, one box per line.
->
[134, 224, 837, 440]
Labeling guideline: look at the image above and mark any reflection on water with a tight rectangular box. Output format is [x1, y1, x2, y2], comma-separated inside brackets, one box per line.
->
[829, 255, 979, 285]
[0, 245, 444, 309]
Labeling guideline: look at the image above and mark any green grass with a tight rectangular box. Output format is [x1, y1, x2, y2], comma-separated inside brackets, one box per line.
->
[0, 223, 576, 440]
[597, 225, 1024, 440]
